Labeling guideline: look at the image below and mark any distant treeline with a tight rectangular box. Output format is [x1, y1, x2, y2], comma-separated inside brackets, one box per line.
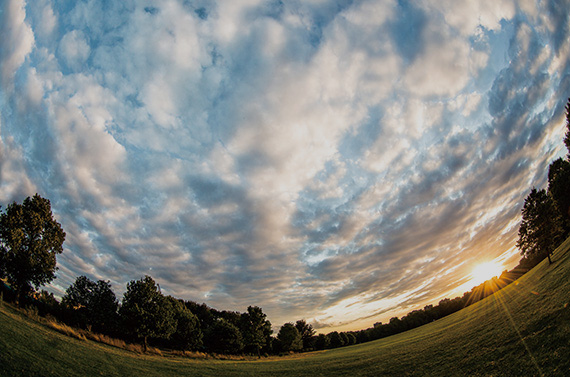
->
[1, 100, 570, 356]
[0, 241, 543, 355]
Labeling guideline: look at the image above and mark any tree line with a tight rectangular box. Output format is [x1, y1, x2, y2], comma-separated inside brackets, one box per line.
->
[516, 99, 570, 265]
[1, 99, 569, 355]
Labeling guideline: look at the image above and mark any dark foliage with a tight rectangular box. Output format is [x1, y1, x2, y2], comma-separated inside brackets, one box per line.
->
[240, 306, 272, 356]
[314, 333, 329, 350]
[548, 158, 570, 234]
[0, 194, 65, 304]
[166, 296, 203, 351]
[295, 319, 316, 350]
[62, 276, 119, 333]
[517, 188, 564, 264]
[277, 323, 303, 352]
[119, 276, 176, 351]
[205, 319, 243, 354]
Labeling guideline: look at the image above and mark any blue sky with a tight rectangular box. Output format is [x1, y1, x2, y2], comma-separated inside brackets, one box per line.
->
[1, 0, 569, 332]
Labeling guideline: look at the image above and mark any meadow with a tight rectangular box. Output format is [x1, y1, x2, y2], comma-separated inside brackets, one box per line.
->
[1, 237, 570, 376]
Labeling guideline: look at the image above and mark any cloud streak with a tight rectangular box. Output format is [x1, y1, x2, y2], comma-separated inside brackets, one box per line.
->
[1, 0, 569, 331]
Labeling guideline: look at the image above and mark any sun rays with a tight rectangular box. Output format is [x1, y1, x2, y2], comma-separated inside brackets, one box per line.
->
[470, 261, 504, 286]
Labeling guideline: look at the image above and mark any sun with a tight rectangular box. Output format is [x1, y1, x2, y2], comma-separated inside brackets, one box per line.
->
[470, 261, 504, 286]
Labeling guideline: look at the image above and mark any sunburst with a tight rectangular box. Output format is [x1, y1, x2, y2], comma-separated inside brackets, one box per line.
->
[470, 261, 504, 286]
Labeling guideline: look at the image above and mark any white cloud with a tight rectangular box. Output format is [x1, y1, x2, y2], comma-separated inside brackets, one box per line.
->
[23, 67, 44, 105]
[0, 0, 35, 88]
[58, 30, 90, 71]
[428, 1, 516, 36]
[0, 134, 37, 201]
[403, 23, 471, 97]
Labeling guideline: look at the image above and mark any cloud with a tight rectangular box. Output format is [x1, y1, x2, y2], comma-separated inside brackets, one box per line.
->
[58, 30, 90, 72]
[0, 0, 35, 88]
[1, 0, 569, 331]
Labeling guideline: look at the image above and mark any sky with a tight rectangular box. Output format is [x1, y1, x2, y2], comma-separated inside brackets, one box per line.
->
[1, 0, 570, 333]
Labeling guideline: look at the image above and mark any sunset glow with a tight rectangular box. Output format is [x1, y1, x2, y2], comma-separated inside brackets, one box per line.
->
[470, 262, 504, 287]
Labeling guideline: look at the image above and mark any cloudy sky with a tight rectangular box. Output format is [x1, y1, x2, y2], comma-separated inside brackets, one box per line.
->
[1, 0, 569, 332]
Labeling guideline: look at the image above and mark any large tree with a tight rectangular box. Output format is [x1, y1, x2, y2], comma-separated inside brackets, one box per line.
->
[62, 276, 119, 333]
[277, 323, 303, 352]
[205, 318, 243, 354]
[314, 333, 329, 350]
[548, 158, 570, 234]
[0, 194, 66, 304]
[328, 331, 344, 348]
[119, 276, 176, 351]
[295, 319, 316, 350]
[517, 188, 564, 264]
[167, 296, 203, 351]
[240, 306, 272, 357]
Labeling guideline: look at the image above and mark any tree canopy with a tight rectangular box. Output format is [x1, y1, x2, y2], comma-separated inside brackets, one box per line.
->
[548, 157, 570, 233]
[295, 319, 316, 350]
[517, 188, 564, 264]
[119, 275, 176, 351]
[167, 296, 203, 351]
[206, 319, 244, 354]
[277, 323, 303, 352]
[240, 305, 272, 356]
[0, 194, 66, 303]
[62, 276, 118, 333]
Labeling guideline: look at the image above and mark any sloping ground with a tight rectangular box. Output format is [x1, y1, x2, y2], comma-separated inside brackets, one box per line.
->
[1, 237, 570, 376]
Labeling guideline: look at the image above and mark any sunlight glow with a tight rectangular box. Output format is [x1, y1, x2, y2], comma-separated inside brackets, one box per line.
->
[470, 261, 504, 286]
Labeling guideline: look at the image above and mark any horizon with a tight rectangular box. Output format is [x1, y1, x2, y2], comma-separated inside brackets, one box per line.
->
[1, 0, 569, 333]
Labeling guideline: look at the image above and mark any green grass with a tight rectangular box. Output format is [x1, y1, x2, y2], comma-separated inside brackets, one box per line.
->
[2, 238, 570, 376]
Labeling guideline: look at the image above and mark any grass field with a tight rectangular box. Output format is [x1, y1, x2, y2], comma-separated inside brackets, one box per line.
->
[2, 238, 570, 376]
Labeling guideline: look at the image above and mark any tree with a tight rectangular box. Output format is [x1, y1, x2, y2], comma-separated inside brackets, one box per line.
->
[295, 319, 316, 350]
[119, 276, 176, 352]
[205, 318, 243, 354]
[166, 297, 203, 351]
[328, 331, 344, 348]
[277, 323, 303, 352]
[345, 332, 357, 345]
[517, 188, 565, 264]
[314, 333, 329, 350]
[240, 306, 272, 357]
[548, 158, 570, 234]
[62, 276, 119, 333]
[0, 194, 66, 304]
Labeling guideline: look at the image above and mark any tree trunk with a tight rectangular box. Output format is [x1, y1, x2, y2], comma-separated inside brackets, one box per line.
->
[16, 286, 24, 308]
[143, 336, 148, 353]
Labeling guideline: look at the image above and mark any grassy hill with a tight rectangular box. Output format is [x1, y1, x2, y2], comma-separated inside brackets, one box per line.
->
[2, 238, 570, 376]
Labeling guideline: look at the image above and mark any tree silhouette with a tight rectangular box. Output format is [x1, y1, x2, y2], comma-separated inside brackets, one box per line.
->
[277, 323, 302, 352]
[548, 158, 570, 234]
[206, 318, 243, 354]
[517, 188, 564, 264]
[119, 276, 176, 352]
[328, 331, 344, 348]
[295, 319, 316, 350]
[167, 296, 203, 351]
[0, 194, 66, 304]
[240, 306, 272, 357]
[62, 276, 118, 333]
